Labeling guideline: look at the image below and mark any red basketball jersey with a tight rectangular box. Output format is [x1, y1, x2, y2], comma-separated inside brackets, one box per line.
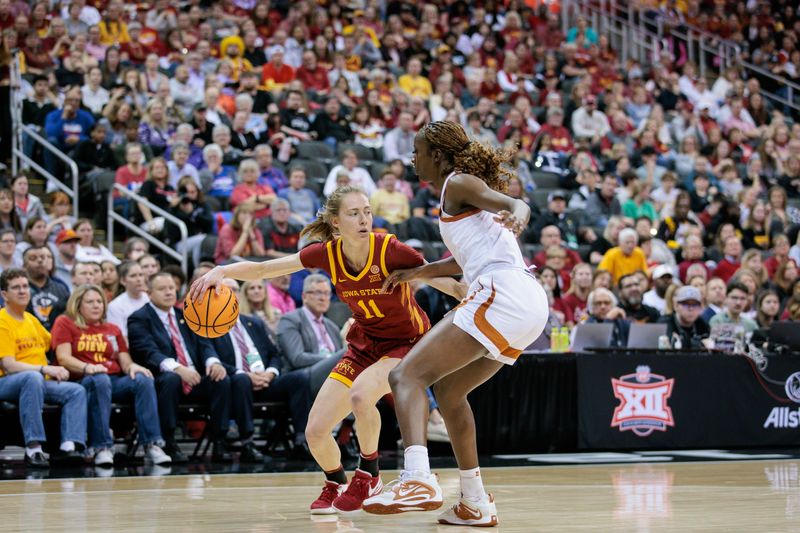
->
[299, 233, 431, 340]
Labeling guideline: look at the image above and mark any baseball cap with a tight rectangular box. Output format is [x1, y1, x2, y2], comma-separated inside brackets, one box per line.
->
[128, 21, 142, 31]
[271, 45, 286, 55]
[651, 264, 674, 279]
[547, 190, 567, 203]
[193, 102, 208, 112]
[437, 44, 451, 55]
[56, 229, 80, 245]
[675, 285, 702, 304]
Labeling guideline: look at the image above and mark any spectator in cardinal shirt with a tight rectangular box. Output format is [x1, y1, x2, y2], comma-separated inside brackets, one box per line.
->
[543, 246, 573, 293]
[711, 236, 743, 283]
[678, 235, 710, 282]
[114, 143, 148, 198]
[120, 22, 149, 65]
[765, 234, 791, 278]
[536, 107, 573, 154]
[295, 50, 330, 98]
[262, 46, 296, 94]
[531, 225, 582, 270]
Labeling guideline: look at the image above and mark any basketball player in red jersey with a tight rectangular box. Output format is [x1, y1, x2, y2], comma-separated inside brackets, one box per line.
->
[190, 185, 463, 514]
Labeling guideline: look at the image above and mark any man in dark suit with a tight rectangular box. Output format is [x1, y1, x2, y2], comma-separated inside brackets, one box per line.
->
[277, 274, 344, 396]
[230, 111, 259, 151]
[211, 279, 313, 460]
[128, 272, 232, 463]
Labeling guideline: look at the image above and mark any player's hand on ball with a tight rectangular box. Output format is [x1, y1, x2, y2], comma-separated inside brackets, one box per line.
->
[189, 266, 225, 302]
[494, 210, 525, 236]
[382, 267, 421, 294]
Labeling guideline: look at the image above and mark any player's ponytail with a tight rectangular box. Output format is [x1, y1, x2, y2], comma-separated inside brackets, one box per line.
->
[418, 120, 517, 193]
[300, 185, 367, 242]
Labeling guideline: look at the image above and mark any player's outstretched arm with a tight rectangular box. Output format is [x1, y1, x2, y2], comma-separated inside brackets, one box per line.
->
[189, 253, 304, 301]
[382, 256, 462, 294]
[426, 277, 468, 300]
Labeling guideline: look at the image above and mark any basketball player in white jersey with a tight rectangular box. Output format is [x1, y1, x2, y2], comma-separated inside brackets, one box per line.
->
[363, 121, 548, 526]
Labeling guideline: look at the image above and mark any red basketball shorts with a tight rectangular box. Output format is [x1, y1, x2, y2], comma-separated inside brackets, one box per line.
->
[328, 330, 420, 388]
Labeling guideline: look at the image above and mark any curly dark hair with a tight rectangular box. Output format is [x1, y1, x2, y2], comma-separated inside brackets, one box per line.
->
[417, 121, 517, 193]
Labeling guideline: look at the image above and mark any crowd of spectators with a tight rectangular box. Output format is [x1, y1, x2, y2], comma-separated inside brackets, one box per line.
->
[0, 0, 799, 465]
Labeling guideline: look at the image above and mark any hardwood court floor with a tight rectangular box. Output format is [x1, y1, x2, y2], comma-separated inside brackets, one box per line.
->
[2, 460, 799, 532]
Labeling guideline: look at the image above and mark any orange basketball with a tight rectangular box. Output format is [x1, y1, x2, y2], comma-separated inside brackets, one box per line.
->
[183, 284, 240, 338]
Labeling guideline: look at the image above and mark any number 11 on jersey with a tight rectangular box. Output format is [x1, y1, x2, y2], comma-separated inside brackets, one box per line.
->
[357, 299, 385, 319]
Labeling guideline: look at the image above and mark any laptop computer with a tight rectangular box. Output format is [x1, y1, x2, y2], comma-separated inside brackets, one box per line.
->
[768, 321, 800, 350]
[627, 323, 668, 349]
[571, 323, 614, 352]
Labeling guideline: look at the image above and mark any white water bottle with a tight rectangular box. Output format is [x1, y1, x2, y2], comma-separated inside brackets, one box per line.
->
[245, 353, 265, 373]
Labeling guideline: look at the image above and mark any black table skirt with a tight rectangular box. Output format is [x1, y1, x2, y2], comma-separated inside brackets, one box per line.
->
[469, 354, 577, 454]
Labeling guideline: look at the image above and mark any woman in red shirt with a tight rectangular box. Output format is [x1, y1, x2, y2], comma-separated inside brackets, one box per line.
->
[214, 205, 266, 263]
[52, 285, 171, 467]
[229, 159, 276, 219]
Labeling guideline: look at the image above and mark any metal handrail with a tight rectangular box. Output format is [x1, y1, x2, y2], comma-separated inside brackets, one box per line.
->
[108, 184, 189, 273]
[9, 51, 80, 217]
[11, 125, 80, 219]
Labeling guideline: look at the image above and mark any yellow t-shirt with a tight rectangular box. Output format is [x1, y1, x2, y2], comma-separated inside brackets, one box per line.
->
[370, 190, 411, 225]
[0, 308, 50, 377]
[99, 21, 131, 46]
[598, 247, 650, 285]
[398, 74, 433, 99]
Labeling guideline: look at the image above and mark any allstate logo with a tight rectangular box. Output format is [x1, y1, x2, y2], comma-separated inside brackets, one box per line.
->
[784, 372, 800, 404]
[611, 365, 675, 437]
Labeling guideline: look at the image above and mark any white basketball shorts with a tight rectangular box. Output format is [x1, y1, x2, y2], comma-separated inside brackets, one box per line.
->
[452, 268, 549, 365]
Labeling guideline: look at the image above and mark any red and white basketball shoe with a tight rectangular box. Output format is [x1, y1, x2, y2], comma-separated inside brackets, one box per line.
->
[437, 494, 499, 527]
[331, 468, 383, 513]
[310, 480, 346, 515]
[362, 470, 443, 514]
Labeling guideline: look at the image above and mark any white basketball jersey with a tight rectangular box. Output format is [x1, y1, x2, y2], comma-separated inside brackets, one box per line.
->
[438, 172, 528, 285]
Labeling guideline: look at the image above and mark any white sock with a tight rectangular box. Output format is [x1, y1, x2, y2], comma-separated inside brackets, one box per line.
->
[60, 441, 75, 453]
[460, 467, 488, 502]
[404, 445, 430, 474]
[25, 445, 43, 458]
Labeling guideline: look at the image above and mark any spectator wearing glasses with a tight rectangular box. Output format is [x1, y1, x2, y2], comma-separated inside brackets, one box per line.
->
[618, 273, 660, 323]
[277, 274, 344, 397]
[585, 287, 630, 348]
[23, 246, 70, 331]
[0, 228, 20, 273]
[658, 285, 710, 349]
[0, 269, 87, 468]
[709, 281, 758, 334]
